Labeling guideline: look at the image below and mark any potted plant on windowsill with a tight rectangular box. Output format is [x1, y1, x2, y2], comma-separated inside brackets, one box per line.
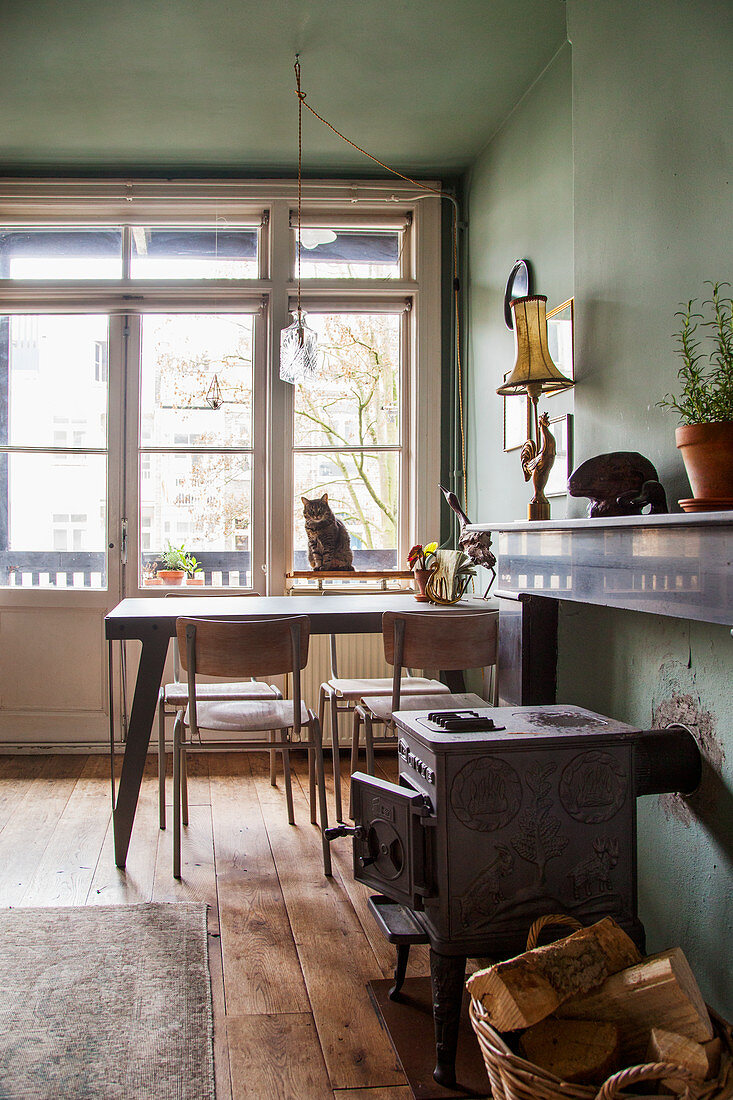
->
[658, 281, 733, 511]
[184, 554, 204, 585]
[407, 542, 438, 601]
[156, 542, 188, 585]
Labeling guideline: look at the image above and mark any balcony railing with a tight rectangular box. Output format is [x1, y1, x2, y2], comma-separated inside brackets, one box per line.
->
[1, 548, 400, 588]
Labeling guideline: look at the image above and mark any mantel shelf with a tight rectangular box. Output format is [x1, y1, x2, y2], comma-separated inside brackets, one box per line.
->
[469, 511, 733, 627]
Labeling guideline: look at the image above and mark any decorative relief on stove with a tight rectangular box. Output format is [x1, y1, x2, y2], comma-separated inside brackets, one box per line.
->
[567, 837, 619, 900]
[450, 758, 522, 832]
[511, 762, 569, 885]
[560, 751, 628, 823]
[457, 845, 514, 929]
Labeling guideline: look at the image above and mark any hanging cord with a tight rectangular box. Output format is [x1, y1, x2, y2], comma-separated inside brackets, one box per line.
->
[294, 56, 304, 345]
[293, 59, 468, 509]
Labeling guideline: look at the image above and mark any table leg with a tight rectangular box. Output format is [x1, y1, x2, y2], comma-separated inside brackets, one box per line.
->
[112, 629, 170, 868]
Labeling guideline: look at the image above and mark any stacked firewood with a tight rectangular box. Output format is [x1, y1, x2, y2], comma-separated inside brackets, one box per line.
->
[467, 918, 728, 1094]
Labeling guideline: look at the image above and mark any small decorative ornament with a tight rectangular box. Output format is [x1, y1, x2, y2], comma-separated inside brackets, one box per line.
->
[280, 312, 319, 383]
[205, 373, 222, 410]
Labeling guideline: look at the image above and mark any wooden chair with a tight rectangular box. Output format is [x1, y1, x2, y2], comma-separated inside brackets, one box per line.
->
[351, 610, 499, 791]
[172, 615, 331, 878]
[157, 592, 281, 830]
[318, 633, 452, 821]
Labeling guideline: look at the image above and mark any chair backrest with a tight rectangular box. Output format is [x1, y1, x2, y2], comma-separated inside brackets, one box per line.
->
[382, 610, 498, 709]
[164, 591, 263, 682]
[176, 615, 310, 736]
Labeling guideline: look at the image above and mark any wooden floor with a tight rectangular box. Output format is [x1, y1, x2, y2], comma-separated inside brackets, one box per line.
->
[0, 747, 470, 1100]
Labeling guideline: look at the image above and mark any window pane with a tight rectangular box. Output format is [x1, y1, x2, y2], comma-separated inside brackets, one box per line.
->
[140, 314, 253, 447]
[0, 228, 122, 279]
[131, 227, 258, 279]
[296, 229, 401, 278]
[0, 453, 107, 588]
[294, 313, 400, 447]
[2, 315, 108, 448]
[139, 452, 252, 588]
[294, 451, 398, 569]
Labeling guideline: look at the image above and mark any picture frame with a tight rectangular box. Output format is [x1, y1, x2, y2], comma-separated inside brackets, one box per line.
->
[545, 413, 573, 497]
[546, 297, 574, 393]
[503, 372, 531, 452]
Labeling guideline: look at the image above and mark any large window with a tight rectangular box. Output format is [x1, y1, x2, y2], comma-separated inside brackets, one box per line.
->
[0, 181, 441, 594]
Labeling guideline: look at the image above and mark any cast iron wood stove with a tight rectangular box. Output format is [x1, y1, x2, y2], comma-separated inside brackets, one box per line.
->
[326, 704, 701, 1089]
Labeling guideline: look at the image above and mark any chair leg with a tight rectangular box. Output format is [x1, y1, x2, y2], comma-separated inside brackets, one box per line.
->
[158, 694, 166, 830]
[314, 685, 328, 825]
[350, 708, 363, 819]
[330, 693, 343, 822]
[173, 714, 182, 879]
[269, 730, 277, 786]
[308, 747, 317, 826]
[281, 732, 295, 826]
[181, 744, 189, 827]
[313, 718, 332, 876]
[364, 711, 376, 776]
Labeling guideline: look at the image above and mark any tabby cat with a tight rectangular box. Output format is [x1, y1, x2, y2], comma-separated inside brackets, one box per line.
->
[301, 493, 355, 571]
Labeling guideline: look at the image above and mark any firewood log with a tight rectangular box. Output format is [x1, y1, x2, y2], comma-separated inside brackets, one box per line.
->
[466, 917, 641, 1031]
[647, 1027, 713, 1094]
[519, 1018, 621, 1085]
[556, 948, 714, 1061]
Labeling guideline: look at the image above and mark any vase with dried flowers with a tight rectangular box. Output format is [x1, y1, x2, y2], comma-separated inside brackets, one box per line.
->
[407, 542, 438, 601]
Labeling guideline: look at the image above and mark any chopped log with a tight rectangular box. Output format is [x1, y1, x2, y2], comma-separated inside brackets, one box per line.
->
[519, 1018, 621, 1085]
[647, 1027, 709, 1093]
[466, 917, 641, 1031]
[556, 948, 714, 1061]
[702, 1037, 723, 1079]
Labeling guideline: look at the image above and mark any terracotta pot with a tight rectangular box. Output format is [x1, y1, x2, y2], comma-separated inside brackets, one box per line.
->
[157, 569, 186, 585]
[413, 568, 431, 601]
[186, 575, 205, 585]
[675, 422, 733, 500]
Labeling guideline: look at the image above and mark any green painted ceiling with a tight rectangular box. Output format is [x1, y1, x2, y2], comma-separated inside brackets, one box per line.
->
[1, 0, 567, 175]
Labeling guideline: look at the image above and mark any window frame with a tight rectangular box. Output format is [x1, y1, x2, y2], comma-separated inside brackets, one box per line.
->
[0, 179, 442, 597]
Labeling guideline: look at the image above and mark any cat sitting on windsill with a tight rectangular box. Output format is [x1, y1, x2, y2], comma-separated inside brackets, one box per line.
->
[301, 493, 355, 571]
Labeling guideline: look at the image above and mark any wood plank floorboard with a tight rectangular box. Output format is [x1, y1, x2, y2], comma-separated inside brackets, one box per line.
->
[227, 1013, 333, 1099]
[0, 750, 431, 1098]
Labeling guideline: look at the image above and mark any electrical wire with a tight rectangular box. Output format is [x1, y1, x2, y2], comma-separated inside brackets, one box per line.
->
[293, 58, 468, 509]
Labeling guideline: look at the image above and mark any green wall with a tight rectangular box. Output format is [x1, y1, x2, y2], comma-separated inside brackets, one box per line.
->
[466, 1, 733, 1013]
[465, 42, 573, 525]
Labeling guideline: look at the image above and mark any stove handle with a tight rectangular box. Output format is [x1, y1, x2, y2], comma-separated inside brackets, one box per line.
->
[324, 824, 366, 843]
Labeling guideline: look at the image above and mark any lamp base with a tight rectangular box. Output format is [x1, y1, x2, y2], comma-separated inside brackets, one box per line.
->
[528, 498, 551, 521]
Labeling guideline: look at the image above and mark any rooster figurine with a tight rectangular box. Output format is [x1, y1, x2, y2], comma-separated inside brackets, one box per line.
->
[440, 486, 496, 598]
[521, 411, 556, 520]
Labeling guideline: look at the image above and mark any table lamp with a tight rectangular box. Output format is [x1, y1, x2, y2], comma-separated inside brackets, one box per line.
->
[497, 294, 574, 520]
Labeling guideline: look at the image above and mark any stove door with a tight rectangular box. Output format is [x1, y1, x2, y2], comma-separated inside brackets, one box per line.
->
[350, 771, 433, 909]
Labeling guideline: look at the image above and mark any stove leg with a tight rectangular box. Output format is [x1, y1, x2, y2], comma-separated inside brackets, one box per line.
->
[388, 943, 410, 1001]
[430, 949, 466, 1088]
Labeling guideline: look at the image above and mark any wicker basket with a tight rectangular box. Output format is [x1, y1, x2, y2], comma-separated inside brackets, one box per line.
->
[468, 915, 733, 1100]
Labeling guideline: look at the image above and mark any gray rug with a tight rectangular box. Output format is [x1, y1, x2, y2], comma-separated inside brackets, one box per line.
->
[0, 903, 214, 1100]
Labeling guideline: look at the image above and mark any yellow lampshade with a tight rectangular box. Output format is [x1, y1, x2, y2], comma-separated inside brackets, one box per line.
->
[496, 295, 574, 398]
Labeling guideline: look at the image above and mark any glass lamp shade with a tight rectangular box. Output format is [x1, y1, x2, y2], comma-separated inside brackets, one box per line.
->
[496, 295, 573, 397]
[279, 312, 318, 384]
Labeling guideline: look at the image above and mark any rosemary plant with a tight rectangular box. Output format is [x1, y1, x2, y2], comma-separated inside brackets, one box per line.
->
[658, 281, 733, 424]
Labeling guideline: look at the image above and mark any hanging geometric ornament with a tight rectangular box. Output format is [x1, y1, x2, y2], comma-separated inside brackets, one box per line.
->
[205, 373, 223, 409]
[279, 311, 319, 383]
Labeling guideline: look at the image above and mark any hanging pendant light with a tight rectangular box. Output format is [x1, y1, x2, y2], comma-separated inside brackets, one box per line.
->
[280, 55, 319, 384]
[205, 373, 223, 410]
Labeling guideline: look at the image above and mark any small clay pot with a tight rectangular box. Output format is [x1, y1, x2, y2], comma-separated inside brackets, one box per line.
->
[157, 569, 186, 585]
[676, 422, 733, 501]
[413, 568, 431, 601]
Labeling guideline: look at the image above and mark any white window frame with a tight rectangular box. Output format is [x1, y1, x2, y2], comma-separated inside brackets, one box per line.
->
[0, 179, 442, 597]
